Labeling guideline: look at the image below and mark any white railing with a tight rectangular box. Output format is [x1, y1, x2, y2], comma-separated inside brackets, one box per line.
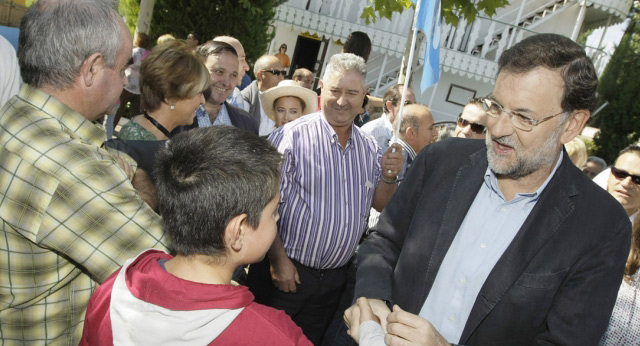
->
[275, 4, 410, 57]
[588, 0, 634, 19]
[422, 14, 612, 82]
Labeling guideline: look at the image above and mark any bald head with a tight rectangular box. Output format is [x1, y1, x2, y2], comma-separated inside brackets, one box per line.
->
[396, 104, 437, 153]
[214, 35, 248, 84]
[254, 55, 284, 91]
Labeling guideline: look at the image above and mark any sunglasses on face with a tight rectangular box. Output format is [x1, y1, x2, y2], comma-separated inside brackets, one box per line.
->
[610, 166, 640, 185]
[262, 69, 287, 76]
[457, 116, 486, 134]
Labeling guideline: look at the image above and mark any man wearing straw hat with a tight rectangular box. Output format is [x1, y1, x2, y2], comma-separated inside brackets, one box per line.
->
[345, 33, 630, 345]
[246, 52, 404, 344]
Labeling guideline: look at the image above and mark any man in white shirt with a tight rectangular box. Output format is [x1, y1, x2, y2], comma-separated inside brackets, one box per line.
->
[361, 84, 416, 152]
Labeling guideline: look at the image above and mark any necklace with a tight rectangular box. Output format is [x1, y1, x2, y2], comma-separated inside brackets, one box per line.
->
[144, 112, 172, 139]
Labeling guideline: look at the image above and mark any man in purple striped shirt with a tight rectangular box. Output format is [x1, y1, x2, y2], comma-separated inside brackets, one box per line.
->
[246, 53, 404, 345]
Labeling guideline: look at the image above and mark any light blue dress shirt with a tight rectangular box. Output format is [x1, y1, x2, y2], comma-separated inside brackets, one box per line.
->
[195, 104, 232, 128]
[419, 151, 564, 343]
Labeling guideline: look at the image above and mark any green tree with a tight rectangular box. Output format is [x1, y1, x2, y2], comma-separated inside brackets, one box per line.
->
[119, 0, 140, 36]
[592, 2, 640, 163]
[120, 0, 286, 67]
[361, 0, 509, 26]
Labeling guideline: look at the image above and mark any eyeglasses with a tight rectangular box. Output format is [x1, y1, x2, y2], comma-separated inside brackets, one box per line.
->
[262, 69, 287, 76]
[610, 166, 640, 185]
[457, 116, 486, 134]
[481, 97, 567, 132]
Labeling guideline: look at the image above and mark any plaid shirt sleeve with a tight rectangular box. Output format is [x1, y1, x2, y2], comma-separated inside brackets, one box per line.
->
[0, 85, 170, 344]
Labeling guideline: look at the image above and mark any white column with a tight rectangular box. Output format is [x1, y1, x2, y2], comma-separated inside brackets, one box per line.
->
[571, 0, 588, 41]
[136, 0, 155, 34]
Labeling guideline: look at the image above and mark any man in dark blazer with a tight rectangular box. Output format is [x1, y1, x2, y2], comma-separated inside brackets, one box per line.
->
[175, 40, 258, 136]
[345, 33, 631, 345]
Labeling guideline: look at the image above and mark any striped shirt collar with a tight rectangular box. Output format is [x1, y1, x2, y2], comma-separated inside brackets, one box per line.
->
[318, 111, 356, 148]
[395, 137, 417, 161]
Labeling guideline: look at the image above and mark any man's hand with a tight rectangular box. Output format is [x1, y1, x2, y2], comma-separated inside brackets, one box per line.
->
[114, 155, 134, 182]
[269, 255, 300, 293]
[345, 298, 391, 335]
[385, 305, 450, 346]
[345, 297, 382, 343]
[381, 142, 404, 181]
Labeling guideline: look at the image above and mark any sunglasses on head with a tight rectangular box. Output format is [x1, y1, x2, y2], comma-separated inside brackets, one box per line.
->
[457, 116, 486, 135]
[610, 166, 640, 185]
[262, 69, 287, 76]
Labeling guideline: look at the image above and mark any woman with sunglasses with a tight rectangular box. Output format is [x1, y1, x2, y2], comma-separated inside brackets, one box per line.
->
[454, 98, 487, 139]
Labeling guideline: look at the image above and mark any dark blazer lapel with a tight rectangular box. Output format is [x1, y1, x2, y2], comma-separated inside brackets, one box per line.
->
[460, 154, 577, 343]
[421, 147, 487, 302]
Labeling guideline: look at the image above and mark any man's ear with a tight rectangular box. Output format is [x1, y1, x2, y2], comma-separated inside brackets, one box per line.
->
[385, 100, 394, 112]
[225, 213, 248, 252]
[560, 110, 590, 144]
[80, 52, 104, 88]
[404, 126, 415, 139]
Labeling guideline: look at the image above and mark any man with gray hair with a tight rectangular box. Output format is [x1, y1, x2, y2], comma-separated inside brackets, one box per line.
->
[0, 0, 169, 343]
[246, 53, 404, 344]
[241, 55, 285, 135]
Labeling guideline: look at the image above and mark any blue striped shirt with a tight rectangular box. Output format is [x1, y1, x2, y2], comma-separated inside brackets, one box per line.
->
[269, 112, 382, 269]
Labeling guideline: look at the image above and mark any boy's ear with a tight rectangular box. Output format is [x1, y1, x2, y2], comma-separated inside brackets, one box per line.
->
[225, 213, 248, 252]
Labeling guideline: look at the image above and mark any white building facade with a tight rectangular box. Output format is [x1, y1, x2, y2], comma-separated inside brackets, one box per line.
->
[268, 0, 632, 122]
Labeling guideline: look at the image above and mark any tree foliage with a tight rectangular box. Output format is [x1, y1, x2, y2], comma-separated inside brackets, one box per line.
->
[119, 0, 286, 67]
[361, 0, 509, 26]
[592, 2, 640, 163]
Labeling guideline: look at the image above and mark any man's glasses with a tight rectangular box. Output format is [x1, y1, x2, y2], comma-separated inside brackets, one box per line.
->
[610, 166, 640, 185]
[394, 100, 414, 106]
[481, 97, 567, 132]
[262, 69, 287, 76]
[457, 116, 486, 134]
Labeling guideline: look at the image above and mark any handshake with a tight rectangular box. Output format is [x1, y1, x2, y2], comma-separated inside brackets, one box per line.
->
[344, 298, 451, 346]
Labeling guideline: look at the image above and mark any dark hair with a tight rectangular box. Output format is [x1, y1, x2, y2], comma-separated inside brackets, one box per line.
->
[154, 126, 282, 256]
[618, 145, 640, 159]
[498, 33, 598, 112]
[196, 40, 238, 59]
[134, 31, 151, 50]
[343, 31, 372, 62]
[587, 156, 607, 168]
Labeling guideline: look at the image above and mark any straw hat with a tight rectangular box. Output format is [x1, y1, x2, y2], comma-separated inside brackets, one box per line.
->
[260, 80, 318, 121]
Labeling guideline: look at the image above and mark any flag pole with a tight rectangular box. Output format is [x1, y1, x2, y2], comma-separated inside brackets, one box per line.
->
[392, 0, 422, 143]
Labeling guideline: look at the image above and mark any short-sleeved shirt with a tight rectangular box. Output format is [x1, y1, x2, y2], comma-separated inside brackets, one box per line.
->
[0, 85, 170, 344]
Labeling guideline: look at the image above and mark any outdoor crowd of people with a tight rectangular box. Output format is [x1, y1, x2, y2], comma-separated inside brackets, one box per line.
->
[0, 0, 638, 345]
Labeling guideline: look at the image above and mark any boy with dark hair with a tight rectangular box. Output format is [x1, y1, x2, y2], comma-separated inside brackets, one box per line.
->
[80, 127, 311, 345]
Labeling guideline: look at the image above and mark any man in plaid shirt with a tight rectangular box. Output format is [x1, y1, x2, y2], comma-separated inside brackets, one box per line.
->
[0, 0, 170, 344]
